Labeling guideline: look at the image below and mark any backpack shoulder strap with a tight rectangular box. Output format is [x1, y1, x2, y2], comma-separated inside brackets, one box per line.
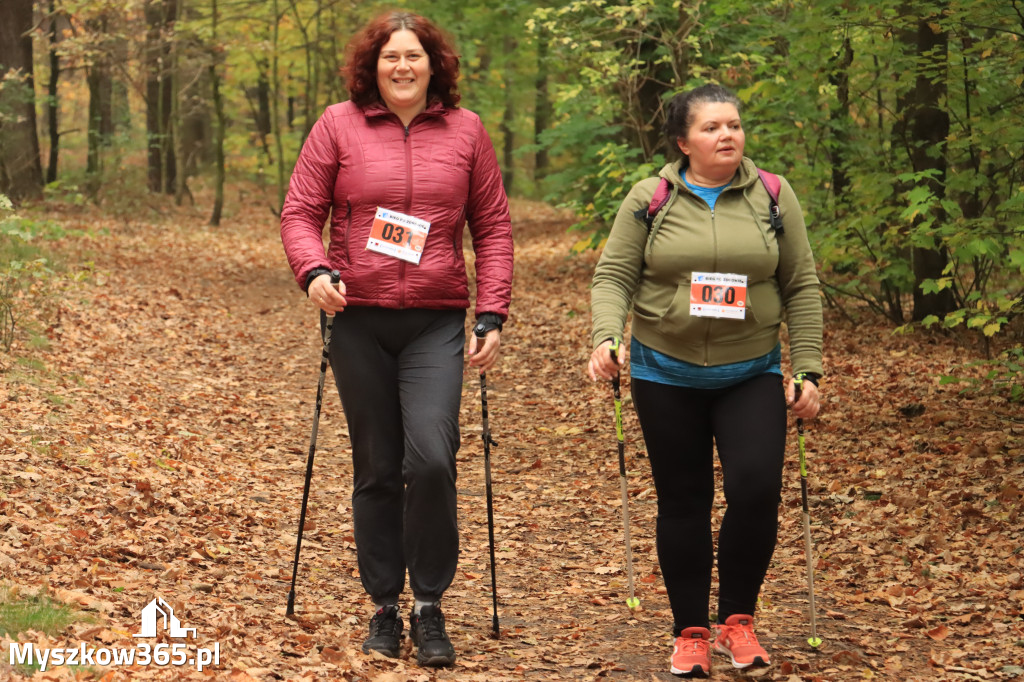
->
[633, 177, 674, 230]
[634, 170, 784, 234]
[756, 168, 784, 235]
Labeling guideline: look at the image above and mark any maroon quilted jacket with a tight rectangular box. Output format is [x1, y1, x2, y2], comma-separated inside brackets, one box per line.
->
[280, 100, 513, 320]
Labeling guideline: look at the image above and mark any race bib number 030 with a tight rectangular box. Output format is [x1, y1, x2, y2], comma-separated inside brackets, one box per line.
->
[366, 207, 431, 265]
[689, 272, 748, 319]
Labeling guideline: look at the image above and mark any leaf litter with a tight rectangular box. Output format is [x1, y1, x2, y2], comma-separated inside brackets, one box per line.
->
[0, 196, 1021, 681]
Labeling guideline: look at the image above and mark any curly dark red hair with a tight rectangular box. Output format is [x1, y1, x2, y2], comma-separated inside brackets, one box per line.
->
[343, 11, 461, 109]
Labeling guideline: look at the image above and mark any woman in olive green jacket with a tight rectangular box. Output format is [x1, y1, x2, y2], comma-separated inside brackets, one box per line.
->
[587, 84, 823, 678]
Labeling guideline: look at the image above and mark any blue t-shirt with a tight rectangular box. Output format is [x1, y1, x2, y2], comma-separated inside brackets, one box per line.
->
[630, 337, 782, 389]
[684, 176, 730, 209]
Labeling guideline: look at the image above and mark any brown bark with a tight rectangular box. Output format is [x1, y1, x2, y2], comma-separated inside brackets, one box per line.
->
[0, 0, 43, 201]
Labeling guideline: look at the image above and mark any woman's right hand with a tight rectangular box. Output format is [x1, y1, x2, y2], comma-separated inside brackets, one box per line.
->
[588, 339, 622, 382]
[309, 273, 347, 315]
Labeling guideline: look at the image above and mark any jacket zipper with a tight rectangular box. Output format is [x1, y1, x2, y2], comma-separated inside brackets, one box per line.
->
[399, 124, 412, 308]
[703, 208, 718, 366]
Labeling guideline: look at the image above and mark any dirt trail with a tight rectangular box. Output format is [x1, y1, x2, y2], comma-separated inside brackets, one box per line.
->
[1, 197, 1021, 681]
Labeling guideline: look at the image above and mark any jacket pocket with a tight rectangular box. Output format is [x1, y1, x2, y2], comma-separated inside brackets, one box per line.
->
[655, 283, 695, 337]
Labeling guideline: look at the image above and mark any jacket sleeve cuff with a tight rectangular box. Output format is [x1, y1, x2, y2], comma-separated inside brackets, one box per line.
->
[795, 372, 821, 387]
[303, 267, 333, 294]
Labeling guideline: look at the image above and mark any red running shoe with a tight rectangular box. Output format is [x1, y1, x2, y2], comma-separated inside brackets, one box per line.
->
[670, 626, 711, 677]
[713, 614, 770, 669]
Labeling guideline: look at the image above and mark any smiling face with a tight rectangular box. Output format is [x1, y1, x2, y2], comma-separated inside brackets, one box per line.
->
[376, 29, 432, 124]
[677, 101, 745, 185]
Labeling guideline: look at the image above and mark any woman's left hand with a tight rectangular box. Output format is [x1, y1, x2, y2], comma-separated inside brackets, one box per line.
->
[468, 329, 501, 373]
[787, 377, 820, 420]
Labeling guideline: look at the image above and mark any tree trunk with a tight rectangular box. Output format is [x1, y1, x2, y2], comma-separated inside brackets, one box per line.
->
[46, 0, 60, 185]
[907, 15, 955, 321]
[0, 0, 44, 202]
[244, 58, 273, 163]
[256, 71, 272, 138]
[533, 26, 550, 180]
[86, 14, 114, 193]
[272, 0, 286, 212]
[145, 0, 178, 194]
[622, 27, 669, 160]
[956, 32, 983, 225]
[500, 33, 516, 191]
[828, 36, 853, 202]
[209, 0, 225, 226]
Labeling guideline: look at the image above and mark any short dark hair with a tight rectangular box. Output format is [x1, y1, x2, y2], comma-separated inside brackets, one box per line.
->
[663, 84, 742, 157]
[342, 11, 461, 109]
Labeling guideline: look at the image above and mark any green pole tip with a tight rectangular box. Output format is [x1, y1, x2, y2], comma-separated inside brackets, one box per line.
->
[808, 636, 822, 648]
[626, 597, 640, 610]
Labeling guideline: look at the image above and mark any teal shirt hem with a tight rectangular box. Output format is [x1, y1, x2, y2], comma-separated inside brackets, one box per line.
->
[630, 337, 782, 389]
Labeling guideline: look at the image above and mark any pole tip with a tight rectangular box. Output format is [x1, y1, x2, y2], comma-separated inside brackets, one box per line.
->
[808, 636, 822, 648]
[626, 597, 640, 611]
[286, 591, 295, 617]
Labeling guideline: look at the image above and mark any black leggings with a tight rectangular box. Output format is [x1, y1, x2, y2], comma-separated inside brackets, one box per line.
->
[631, 373, 786, 634]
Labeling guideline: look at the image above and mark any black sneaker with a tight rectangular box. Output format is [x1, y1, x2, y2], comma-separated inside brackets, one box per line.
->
[362, 605, 403, 658]
[409, 603, 456, 667]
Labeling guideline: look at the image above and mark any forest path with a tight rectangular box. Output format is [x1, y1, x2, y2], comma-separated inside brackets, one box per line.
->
[1, 196, 1021, 681]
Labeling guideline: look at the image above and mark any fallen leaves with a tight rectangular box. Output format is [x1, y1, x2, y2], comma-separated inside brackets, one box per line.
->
[0, 195, 1021, 681]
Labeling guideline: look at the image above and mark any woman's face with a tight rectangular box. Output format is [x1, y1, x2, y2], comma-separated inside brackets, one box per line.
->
[677, 102, 745, 181]
[376, 29, 432, 117]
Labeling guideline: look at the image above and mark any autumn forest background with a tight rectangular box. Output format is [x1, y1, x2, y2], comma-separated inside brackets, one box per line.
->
[1, 0, 1023, 680]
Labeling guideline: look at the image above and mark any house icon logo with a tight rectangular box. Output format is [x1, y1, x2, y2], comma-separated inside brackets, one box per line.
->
[133, 598, 197, 638]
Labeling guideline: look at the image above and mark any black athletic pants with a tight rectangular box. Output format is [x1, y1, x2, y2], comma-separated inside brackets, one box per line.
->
[631, 373, 786, 635]
[327, 307, 466, 604]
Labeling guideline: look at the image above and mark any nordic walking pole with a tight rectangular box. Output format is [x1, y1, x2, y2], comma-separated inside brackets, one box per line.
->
[478, 362, 500, 638]
[286, 270, 340, 617]
[610, 340, 639, 612]
[795, 375, 822, 648]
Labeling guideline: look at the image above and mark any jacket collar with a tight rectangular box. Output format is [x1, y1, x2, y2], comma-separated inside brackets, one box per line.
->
[362, 98, 449, 121]
[661, 157, 758, 190]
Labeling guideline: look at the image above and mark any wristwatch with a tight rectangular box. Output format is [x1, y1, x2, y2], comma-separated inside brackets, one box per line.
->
[473, 313, 503, 338]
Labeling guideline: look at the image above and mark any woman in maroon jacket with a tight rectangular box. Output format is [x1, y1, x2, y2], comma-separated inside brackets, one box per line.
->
[280, 10, 513, 668]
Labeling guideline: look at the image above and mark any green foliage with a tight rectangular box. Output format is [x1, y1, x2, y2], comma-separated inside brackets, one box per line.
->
[545, 137, 662, 247]
[0, 587, 84, 637]
[0, 68, 35, 124]
[0, 195, 86, 352]
[1, 197, 38, 351]
[15, 0, 1024, 400]
[528, 0, 694, 231]
[940, 347, 1024, 403]
[526, 0, 1023, 399]
[0, 587, 91, 675]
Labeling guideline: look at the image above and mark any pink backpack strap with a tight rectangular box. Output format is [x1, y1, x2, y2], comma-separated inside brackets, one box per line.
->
[756, 168, 781, 202]
[649, 178, 673, 217]
[756, 168, 784, 234]
[635, 170, 784, 234]
[634, 178, 674, 229]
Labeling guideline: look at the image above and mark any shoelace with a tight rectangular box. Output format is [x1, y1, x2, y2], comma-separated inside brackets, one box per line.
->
[679, 637, 709, 655]
[370, 608, 400, 637]
[723, 624, 758, 648]
[417, 610, 447, 641]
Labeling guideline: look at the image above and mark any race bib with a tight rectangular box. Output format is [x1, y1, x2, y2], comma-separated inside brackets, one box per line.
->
[689, 272, 748, 319]
[366, 207, 430, 264]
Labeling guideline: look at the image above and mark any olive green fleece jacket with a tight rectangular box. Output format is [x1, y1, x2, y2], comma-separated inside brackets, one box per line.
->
[590, 158, 824, 378]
